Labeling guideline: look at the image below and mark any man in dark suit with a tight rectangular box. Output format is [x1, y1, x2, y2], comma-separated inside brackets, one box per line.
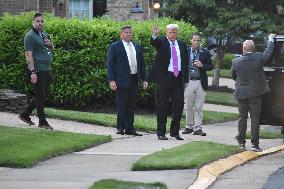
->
[182, 32, 213, 136]
[150, 24, 188, 140]
[107, 26, 148, 136]
[231, 34, 276, 151]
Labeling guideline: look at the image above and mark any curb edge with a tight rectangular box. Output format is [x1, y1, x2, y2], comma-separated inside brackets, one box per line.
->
[187, 144, 284, 189]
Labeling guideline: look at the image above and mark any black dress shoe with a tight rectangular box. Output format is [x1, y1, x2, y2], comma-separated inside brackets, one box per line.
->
[171, 135, 184, 140]
[19, 115, 35, 125]
[125, 132, 143, 136]
[116, 130, 124, 135]
[193, 129, 206, 136]
[38, 121, 53, 130]
[182, 128, 194, 134]
[158, 135, 168, 140]
[175, 135, 184, 140]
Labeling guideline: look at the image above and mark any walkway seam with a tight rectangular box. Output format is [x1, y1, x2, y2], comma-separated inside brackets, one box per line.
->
[74, 152, 149, 156]
[187, 144, 284, 189]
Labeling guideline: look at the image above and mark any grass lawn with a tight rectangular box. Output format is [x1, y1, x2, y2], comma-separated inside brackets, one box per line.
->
[206, 91, 237, 107]
[0, 126, 111, 168]
[45, 108, 238, 132]
[208, 69, 232, 78]
[90, 179, 167, 189]
[132, 141, 241, 171]
[246, 130, 284, 139]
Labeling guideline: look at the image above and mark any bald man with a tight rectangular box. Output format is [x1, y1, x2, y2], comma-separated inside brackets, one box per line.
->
[231, 34, 276, 152]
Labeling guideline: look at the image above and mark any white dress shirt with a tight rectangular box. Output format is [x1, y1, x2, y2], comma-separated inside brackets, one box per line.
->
[167, 39, 181, 72]
[122, 40, 137, 74]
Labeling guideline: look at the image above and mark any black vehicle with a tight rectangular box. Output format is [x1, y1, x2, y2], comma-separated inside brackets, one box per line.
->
[260, 35, 284, 134]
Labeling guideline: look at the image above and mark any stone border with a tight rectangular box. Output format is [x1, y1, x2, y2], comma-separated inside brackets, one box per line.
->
[0, 89, 27, 114]
[187, 144, 284, 189]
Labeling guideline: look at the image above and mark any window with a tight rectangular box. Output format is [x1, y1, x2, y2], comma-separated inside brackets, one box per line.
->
[68, 0, 93, 19]
[93, 0, 107, 17]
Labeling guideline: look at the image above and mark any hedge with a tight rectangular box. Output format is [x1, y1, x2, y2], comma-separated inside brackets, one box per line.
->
[212, 53, 235, 69]
[0, 12, 197, 108]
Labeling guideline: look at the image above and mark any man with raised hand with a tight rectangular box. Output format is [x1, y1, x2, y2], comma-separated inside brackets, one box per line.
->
[231, 34, 276, 152]
[150, 24, 189, 140]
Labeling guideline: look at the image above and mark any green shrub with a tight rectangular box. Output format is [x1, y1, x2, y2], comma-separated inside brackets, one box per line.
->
[212, 53, 235, 69]
[0, 12, 197, 108]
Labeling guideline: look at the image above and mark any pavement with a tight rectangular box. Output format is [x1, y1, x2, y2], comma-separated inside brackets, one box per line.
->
[208, 77, 235, 90]
[0, 111, 283, 189]
[0, 78, 283, 189]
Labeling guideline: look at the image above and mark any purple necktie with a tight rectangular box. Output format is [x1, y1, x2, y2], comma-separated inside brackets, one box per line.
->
[171, 42, 179, 77]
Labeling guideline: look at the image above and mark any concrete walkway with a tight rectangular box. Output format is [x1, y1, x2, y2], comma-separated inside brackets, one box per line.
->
[0, 111, 283, 189]
[208, 77, 235, 90]
[1, 78, 283, 188]
[204, 103, 238, 113]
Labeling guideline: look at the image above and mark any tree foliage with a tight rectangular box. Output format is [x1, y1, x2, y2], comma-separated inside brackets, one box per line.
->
[161, 0, 284, 86]
[0, 12, 197, 108]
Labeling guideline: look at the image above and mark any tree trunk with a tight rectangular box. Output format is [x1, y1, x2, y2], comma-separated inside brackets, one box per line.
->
[212, 40, 224, 88]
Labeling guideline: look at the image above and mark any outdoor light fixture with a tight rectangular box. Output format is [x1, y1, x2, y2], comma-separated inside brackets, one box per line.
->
[153, 0, 160, 10]
[131, 2, 144, 13]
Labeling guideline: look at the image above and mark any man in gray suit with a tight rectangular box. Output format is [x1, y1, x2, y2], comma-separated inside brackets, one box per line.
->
[231, 34, 276, 152]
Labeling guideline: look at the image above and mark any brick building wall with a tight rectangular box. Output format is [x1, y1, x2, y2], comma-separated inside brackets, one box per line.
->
[0, 0, 66, 17]
[0, 0, 38, 16]
[39, 0, 67, 17]
[0, 0, 156, 20]
[107, 0, 156, 21]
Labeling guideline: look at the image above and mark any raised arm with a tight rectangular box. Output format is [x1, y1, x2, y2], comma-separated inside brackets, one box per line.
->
[261, 34, 276, 62]
[150, 25, 162, 49]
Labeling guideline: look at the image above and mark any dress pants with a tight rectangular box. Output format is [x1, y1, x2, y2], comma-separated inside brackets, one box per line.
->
[184, 80, 206, 131]
[116, 75, 138, 133]
[236, 95, 262, 146]
[155, 72, 183, 136]
[22, 71, 52, 123]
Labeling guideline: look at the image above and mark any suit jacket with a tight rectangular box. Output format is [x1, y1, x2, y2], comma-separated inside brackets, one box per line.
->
[188, 47, 213, 90]
[107, 40, 147, 88]
[150, 36, 188, 88]
[231, 41, 275, 99]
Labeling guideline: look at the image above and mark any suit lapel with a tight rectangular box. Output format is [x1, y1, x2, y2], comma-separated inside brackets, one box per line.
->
[119, 40, 129, 63]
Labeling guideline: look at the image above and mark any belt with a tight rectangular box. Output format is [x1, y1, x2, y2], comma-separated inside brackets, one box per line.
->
[190, 77, 200, 80]
[131, 74, 138, 78]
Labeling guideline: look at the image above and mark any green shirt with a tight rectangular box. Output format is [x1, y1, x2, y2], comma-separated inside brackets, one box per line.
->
[24, 28, 53, 72]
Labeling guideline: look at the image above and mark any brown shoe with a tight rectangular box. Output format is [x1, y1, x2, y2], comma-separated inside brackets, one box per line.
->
[38, 122, 53, 130]
[19, 115, 35, 125]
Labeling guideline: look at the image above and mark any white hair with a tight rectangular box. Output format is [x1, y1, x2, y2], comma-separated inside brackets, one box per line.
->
[166, 24, 179, 30]
[243, 40, 255, 52]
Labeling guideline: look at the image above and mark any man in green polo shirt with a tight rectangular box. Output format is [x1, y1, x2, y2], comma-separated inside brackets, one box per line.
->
[19, 12, 53, 130]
